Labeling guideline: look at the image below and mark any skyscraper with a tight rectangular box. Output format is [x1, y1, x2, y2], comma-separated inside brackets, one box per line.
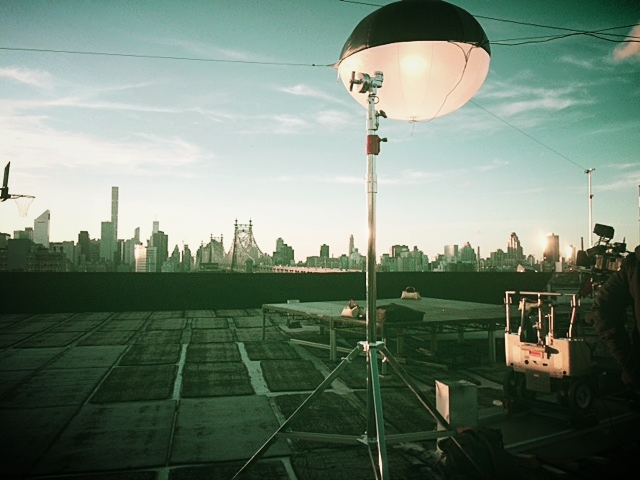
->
[507, 232, 524, 263]
[320, 244, 329, 258]
[149, 228, 168, 273]
[544, 233, 560, 264]
[100, 221, 116, 262]
[33, 210, 50, 248]
[349, 235, 354, 256]
[111, 186, 119, 240]
[78, 231, 90, 260]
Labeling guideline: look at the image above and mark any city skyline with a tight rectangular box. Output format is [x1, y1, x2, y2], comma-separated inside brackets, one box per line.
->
[1, 1, 639, 260]
[12, 196, 574, 265]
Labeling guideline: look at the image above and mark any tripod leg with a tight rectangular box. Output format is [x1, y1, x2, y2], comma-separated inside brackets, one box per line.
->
[232, 343, 364, 479]
[367, 344, 389, 479]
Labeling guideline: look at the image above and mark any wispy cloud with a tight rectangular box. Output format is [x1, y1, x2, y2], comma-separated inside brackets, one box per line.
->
[0, 114, 205, 176]
[477, 79, 593, 122]
[46, 97, 179, 113]
[278, 84, 342, 103]
[381, 159, 508, 185]
[0, 66, 53, 89]
[558, 55, 598, 70]
[316, 109, 351, 128]
[149, 37, 259, 62]
[613, 24, 640, 62]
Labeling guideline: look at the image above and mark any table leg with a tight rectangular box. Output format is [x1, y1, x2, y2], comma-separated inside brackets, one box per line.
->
[330, 320, 337, 362]
[488, 324, 496, 363]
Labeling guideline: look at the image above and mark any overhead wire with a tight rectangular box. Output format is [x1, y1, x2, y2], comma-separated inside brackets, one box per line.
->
[469, 100, 587, 171]
[338, 0, 639, 46]
[0, 46, 333, 68]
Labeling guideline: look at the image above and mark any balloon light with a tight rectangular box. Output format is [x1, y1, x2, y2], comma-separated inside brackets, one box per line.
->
[337, 0, 491, 121]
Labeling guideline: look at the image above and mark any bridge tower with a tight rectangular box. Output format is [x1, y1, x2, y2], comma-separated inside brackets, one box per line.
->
[229, 219, 265, 272]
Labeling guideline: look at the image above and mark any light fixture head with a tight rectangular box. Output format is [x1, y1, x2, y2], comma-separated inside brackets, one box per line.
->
[337, 0, 491, 121]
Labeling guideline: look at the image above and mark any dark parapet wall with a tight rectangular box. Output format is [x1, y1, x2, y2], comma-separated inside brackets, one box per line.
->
[0, 271, 552, 314]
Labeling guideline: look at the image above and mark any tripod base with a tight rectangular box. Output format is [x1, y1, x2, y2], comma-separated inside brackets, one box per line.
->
[232, 340, 454, 480]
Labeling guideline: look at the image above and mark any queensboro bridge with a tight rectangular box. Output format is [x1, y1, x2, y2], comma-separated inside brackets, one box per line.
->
[229, 219, 270, 272]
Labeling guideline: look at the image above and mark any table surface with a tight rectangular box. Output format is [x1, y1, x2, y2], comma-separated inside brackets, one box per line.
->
[263, 297, 514, 326]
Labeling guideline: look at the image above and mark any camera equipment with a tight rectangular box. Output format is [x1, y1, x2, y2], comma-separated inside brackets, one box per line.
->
[576, 223, 627, 273]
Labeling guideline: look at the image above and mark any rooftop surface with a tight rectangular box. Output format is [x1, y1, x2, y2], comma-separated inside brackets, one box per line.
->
[1, 307, 638, 479]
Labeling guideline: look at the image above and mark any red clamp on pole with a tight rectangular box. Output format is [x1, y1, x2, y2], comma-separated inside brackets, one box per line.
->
[367, 135, 381, 155]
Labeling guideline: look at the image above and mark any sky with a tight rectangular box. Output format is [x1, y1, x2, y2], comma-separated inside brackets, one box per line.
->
[1, 0, 639, 262]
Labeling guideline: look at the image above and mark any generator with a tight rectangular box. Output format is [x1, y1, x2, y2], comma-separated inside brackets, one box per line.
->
[503, 291, 597, 413]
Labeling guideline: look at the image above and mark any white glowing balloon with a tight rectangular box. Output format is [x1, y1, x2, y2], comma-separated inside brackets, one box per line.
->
[337, 0, 491, 121]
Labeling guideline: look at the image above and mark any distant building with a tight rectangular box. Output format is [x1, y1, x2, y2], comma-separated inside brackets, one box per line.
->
[273, 238, 295, 266]
[50, 241, 75, 272]
[162, 245, 182, 272]
[507, 232, 524, 265]
[100, 221, 116, 264]
[182, 244, 193, 272]
[78, 231, 91, 261]
[196, 235, 226, 271]
[391, 245, 409, 258]
[444, 244, 458, 261]
[0, 238, 64, 272]
[134, 244, 148, 272]
[14, 227, 33, 241]
[111, 186, 119, 239]
[459, 242, 476, 263]
[149, 231, 168, 272]
[544, 233, 560, 264]
[320, 244, 329, 259]
[33, 210, 50, 248]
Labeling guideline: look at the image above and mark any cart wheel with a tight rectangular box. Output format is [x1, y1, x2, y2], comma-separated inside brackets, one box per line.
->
[516, 373, 536, 400]
[503, 369, 518, 398]
[569, 378, 594, 412]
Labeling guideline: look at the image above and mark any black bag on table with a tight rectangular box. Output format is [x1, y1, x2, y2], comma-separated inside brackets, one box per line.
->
[376, 303, 423, 323]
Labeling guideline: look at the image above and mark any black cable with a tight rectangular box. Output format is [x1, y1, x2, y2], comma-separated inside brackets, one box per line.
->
[469, 100, 587, 171]
[339, 0, 640, 41]
[494, 31, 640, 47]
[0, 46, 333, 68]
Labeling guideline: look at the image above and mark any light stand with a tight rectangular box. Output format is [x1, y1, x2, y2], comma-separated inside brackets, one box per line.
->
[234, 2, 494, 476]
[232, 71, 455, 480]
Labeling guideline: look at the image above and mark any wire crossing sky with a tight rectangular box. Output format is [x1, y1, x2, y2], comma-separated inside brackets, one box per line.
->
[1, 0, 639, 261]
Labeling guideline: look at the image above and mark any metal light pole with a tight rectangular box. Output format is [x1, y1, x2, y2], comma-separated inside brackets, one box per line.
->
[351, 70, 389, 475]
[585, 168, 595, 247]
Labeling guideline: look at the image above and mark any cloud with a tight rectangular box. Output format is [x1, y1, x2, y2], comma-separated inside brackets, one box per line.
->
[558, 55, 597, 70]
[316, 109, 351, 128]
[613, 24, 640, 62]
[0, 113, 205, 175]
[498, 97, 578, 117]
[46, 97, 179, 113]
[477, 159, 509, 172]
[381, 159, 508, 186]
[334, 176, 363, 184]
[278, 84, 340, 102]
[0, 66, 53, 89]
[149, 37, 263, 63]
[477, 80, 593, 120]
